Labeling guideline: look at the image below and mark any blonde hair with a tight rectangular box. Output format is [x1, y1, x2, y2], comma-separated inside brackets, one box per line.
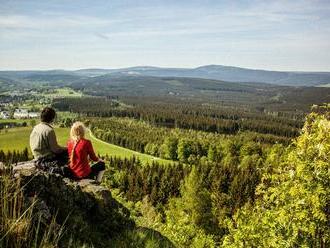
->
[70, 121, 86, 142]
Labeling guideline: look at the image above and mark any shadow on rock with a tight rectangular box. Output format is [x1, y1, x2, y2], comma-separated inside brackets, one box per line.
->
[13, 161, 134, 247]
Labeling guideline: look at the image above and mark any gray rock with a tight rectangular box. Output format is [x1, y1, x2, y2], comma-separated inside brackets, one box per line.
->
[13, 160, 36, 177]
[13, 160, 134, 247]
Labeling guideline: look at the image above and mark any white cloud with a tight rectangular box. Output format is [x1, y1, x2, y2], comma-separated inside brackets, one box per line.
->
[0, 0, 329, 70]
[0, 14, 112, 30]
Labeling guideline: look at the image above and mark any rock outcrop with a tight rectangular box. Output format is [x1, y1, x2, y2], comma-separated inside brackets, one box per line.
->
[13, 161, 134, 247]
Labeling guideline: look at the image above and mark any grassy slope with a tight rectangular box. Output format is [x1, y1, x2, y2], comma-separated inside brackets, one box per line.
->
[0, 119, 31, 123]
[0, 127, 171, 165]
[41, 87, 83, 98]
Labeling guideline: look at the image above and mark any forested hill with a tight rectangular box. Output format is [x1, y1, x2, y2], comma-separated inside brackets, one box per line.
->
[1, 64, 330, 86]
[1, 106, 329, 247]
[68, 74, 330, 112]
[75, 65, 330, 86]
[3, 70, 330, 112]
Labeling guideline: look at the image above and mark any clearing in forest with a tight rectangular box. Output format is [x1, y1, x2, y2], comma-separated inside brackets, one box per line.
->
[0, 127, 172, 165]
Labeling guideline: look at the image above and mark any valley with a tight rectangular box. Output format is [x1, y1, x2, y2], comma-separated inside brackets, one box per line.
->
[1, 69, 329, 247]
[2, 0, 330, 246]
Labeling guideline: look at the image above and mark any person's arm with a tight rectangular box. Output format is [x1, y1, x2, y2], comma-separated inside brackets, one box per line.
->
[48, 129, 66, 154]
[87, 140, 99, 162]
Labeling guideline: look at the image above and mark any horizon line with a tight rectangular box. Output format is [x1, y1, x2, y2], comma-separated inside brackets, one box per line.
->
[1, 64, 330, 73]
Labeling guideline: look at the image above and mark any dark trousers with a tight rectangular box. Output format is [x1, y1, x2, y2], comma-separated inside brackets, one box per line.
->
[36, 150, 71, 177]
[38, 150, 69, 166]
[53, 150, 69, 166]
[87, 161, 106, 179]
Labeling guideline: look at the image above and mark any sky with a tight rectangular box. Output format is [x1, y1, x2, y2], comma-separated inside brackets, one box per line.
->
[0, 0, 330, 71]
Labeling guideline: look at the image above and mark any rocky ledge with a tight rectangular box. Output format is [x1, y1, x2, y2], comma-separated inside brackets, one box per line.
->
[12, 161, 134, 247]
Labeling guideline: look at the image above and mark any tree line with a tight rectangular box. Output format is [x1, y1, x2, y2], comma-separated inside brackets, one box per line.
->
[90, 117, 288, 164]
[53, 96, 303, 138]
[0, 148, 29, 165]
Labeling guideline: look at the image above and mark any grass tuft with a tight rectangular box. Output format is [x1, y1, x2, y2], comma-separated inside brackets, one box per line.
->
[0, 171, 65, 248]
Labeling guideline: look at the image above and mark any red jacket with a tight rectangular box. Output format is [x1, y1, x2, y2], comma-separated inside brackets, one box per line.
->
[67, 138, 98, 178]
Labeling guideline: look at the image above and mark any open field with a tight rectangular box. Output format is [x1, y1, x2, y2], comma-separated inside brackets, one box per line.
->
[0, 127, 69, 152]
[0, 119, 32, 124]
[42, 87, 83, 98]
[0, 127, 172, 165]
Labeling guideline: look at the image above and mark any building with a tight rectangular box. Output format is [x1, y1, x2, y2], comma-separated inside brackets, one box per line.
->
[13, 109, 39, 119]
[28, 112, 39, 118]
[0, 111, 10, 119]
[13, 109, 29, 119]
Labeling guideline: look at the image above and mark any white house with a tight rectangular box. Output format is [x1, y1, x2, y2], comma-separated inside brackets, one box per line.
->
[13, 109, 39, 119]
[13, 109, 29, 119]
[28, 112, 39, 118]
[0, 111, 10, 119]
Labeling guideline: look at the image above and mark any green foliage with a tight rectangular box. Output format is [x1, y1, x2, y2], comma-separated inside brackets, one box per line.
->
[54, 95, 300, 140]
[59, 117, 75, 128]
[3, 85, 329, 247]
[110, 228, 175, 248]
[0, 148, 29, 165]
[91, 117, 276, 166]
[222, 112, 330, 247]
[0, 173, 64, 248]
[105, 157, 187, 205]
[162, 137, 178, 160]
[177, 138, 192, 162]
[181, 167, 215, 230]
[161, 167, 216, 247]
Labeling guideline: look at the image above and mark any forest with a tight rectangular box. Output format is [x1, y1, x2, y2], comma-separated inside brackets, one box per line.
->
[53, 96, 301, 141]
[1, 69, 329, 248]
[1, 0, 330, 246]
[1, 80, 329, 247]
[88, 107, 328, 247]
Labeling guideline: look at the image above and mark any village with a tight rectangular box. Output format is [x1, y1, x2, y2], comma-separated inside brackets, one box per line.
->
[0, 109, 39, 119]
[0, 88, 51, 120]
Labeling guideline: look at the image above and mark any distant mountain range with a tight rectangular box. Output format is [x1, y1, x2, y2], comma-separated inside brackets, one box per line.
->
[74, 65, 330, 86]
[1, 65, 330, 86]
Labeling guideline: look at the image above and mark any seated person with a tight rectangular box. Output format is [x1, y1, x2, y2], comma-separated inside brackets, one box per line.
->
[67, 121, 105, 182]
[30, 107, 68, 166]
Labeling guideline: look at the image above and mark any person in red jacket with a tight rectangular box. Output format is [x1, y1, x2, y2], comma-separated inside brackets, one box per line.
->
[67, 122, 105, 182]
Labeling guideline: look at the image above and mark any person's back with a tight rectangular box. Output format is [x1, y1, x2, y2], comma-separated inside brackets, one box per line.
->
[30, 122, 61, 159]
[67, 122, 105, 182]
[29, 107, 68, 165]
[67, 138, 97, 178]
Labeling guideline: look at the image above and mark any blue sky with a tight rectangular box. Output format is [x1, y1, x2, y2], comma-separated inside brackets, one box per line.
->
[0, 0, 330, 71]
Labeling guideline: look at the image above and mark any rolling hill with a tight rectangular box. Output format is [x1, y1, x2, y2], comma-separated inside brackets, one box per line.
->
[68, 74, 330, 111]
[76, 65, 330, 86]
[2, 65, 330, 86]
[73, 65, 330, 86]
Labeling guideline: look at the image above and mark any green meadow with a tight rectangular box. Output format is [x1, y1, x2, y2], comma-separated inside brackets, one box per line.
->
[0, 127, 171, 165]
[0, 119, 30, 124]
[42, 87, 83, 98]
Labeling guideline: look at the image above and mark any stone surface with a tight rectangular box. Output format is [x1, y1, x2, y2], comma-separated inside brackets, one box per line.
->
[12, 161, 134, 247]
[13, 161, 36, 176]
